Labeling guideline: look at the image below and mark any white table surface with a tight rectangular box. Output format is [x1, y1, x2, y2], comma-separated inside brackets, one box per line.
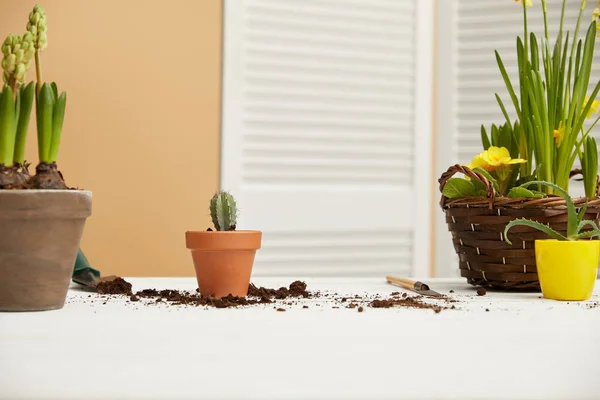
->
[1, 277, 600, 400]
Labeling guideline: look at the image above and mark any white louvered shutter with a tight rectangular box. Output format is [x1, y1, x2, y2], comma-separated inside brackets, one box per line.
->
[435, 0, 600, 276]
[221, 0, 434, 277]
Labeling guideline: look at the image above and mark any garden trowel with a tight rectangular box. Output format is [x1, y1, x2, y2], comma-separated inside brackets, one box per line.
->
[71, 248, 117, 290]
[385, 276, 443, 297]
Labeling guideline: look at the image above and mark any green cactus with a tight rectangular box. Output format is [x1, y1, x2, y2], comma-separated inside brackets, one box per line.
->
[210, 191, 238, 231]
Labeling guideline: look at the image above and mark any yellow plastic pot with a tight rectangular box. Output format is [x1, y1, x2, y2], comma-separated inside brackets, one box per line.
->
[535, 239, 600, 301]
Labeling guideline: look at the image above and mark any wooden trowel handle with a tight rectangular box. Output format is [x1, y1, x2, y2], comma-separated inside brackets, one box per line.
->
[386, 276, 428, 292]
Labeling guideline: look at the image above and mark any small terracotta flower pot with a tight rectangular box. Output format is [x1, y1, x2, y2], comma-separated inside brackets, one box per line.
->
[185, 230, 262, 298]
[0, 190, 92, 311]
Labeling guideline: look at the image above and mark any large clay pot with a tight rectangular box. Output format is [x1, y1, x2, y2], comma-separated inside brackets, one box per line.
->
[185, 230, 262, 298]
[0, 190, 92, 311]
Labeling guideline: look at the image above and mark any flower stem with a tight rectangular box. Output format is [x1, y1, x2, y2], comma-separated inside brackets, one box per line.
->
[34, 51, 42, 92]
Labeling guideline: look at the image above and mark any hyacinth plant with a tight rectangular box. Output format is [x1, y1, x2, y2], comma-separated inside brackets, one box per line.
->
[504, 180, 600, 242]
[27, 4, 69, 189]
[0, 33, 36, 187]
[446, 0, 600, 200]
[210, 191, 238, 231]
[0, 4, 68, 189]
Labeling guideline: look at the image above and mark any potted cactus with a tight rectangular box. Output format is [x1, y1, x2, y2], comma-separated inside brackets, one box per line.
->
[504, 181, 600, 301]
[185, 191, 262, 298]
[0, 4, 92, 311]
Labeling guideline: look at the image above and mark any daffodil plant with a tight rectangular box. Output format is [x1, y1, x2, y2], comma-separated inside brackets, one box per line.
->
[494, 0, 600, 195]
[504, 180, 600, 243]
[452, 0, 600, 200]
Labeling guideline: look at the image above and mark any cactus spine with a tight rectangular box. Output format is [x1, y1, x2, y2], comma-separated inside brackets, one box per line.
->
[210, 191, 237, 231]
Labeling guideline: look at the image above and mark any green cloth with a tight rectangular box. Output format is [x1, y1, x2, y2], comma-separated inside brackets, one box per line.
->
[73, 248, 100, 277]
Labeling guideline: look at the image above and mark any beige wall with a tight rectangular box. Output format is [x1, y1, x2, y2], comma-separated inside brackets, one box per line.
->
[0, 1, 222, 276]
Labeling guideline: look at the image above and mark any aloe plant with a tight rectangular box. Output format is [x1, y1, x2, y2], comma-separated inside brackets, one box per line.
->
[504, 181, 600, 244]
[210, 191, 238, 231]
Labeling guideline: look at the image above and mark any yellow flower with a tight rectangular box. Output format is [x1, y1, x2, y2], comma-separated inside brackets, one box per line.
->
[481, 146, 527, 170]
[466, 153, 487, 170]
[514, 0, 532, 7]
[553, 122, 565, 148]
[585, 96, 599, 119]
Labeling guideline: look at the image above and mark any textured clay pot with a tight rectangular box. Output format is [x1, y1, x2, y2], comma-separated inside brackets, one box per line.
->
[0, 190, 92, 311]
[185, 230, 262, 298]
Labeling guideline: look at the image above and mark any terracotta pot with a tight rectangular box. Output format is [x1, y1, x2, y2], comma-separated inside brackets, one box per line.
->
[185, 230, 262, 297]
[0, 190, 92, 311]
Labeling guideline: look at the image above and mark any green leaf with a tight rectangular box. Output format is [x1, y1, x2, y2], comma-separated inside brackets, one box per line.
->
[442, 178, 476, 199]
[48, 91, 66, 163]
[578, 202, 589, 222]
[506, 187, 543, 199]
[572, 229, 600, 240]
[36, 83, 55, 163]
[582, 135, 598, 198]
[0, 85, 16, 166]
[496, 50, 522, 120]
[480, 125, 491, 150]
[504, 218, 567, 245]
[14, 82, 35, 164]
[521, 181, 578, 237]
[50, 82, 58, 101]
[472, 167, 500, 194]
[576, 219, 599, 235]
[471, 178, 487, 196]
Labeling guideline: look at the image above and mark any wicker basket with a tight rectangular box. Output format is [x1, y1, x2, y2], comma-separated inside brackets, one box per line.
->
[438, 165, 600, 291]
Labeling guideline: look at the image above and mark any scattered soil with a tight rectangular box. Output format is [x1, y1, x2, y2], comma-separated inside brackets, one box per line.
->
[369, 295, 454, 313]
[96, 278, 133, 295]
[26, 162, 70, 190]
[89, 277, 460, 313]
[477, 288, 487, 296]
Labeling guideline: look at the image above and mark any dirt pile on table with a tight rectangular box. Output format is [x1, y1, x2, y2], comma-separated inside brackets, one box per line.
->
[96, 278, 132, 295]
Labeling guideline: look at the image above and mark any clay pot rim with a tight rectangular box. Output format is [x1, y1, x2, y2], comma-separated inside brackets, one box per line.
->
[186, 230, 262, 251]
[0, 189, 92, 194]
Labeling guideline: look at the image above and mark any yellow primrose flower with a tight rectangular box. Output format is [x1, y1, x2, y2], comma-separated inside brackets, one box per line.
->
[593, 7, 600, 21]
[466, 153, 487, 170]
[481, 146, 527, 169]
[553, 121, 565, 148]
[514, 0, 532, 7]
[585, 96, 599, 119]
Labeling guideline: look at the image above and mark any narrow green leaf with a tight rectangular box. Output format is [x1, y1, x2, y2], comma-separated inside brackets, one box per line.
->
[578, 202, 589, 222]
[521, 181, 578, 237]
[50, 82, 58, 101]
[442, 178, 476, 199]
[0, 86, 15, 166]
[572, 229, 600, 240]
[36, 83, 55, 163]
[14, 82, 35, 164]
[576, 219, 599, 235]
[504, 218, 567, 245]
[480, 125, 491, 150]
[48, 91, 67, 163]
[496, 50, 522, 120]
[582, 136, 598, 198]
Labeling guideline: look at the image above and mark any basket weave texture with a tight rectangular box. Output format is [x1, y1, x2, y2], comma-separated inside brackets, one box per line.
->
[439, 165, 600, 290]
